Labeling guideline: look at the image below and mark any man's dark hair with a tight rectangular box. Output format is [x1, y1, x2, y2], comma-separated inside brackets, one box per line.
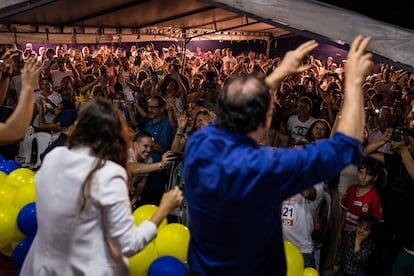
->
[190, 99, 206, 108]
[216, 74, 271, 133]
[134, 131, 154, 142]
[359, 156, 382, 176]
[149, 95, 166, 108]
[40, 76, 53, 84]
[357, 214, 378, 233]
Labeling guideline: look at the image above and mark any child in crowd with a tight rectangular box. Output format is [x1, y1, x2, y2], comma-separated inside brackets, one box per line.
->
[339, 156, 383, 240]
[334, 215, 377, 276]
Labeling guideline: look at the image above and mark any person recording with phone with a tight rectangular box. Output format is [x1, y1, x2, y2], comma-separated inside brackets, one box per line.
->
[364, 127, 414, 275]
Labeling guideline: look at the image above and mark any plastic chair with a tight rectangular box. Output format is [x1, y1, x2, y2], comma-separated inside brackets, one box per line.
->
[31, 132, 52, 168]
[21, 132, 52, 168]
[17, 126, 35, 160]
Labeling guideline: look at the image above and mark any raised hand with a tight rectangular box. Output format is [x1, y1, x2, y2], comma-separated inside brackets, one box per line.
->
[21, 57, 42, 90]
[266, 40, 318, 89]
[277, 40, 319, 75]
[161, 186, 183, 211]
[176, 109, 188, 130]
[345, 36, 373, 85]
[0, 50, 17, 78]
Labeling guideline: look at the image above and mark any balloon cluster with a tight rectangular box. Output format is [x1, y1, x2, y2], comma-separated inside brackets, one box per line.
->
[284, 240, 320, 276]
[129, 204, 190, 276]
[0, 156, 37, 273]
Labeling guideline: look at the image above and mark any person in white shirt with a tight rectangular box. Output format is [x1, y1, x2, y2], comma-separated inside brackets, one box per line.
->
[287, 96, 315, 144]
[32, 76, 63, 129]
[21, 98, 183, 275]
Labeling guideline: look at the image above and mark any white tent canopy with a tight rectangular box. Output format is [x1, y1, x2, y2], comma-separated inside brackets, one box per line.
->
[0, 0, 413, 72]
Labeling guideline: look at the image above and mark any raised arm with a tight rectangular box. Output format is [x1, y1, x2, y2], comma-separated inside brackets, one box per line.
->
[336, 36, 373, 142]
[391, 140, 414, 180]
[0, 57, 42, 144]
[265, 40, 318, 90]
[0, 51, 16, 104]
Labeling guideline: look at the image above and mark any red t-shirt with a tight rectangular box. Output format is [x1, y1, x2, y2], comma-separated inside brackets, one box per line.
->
[341, 184, 383, 234]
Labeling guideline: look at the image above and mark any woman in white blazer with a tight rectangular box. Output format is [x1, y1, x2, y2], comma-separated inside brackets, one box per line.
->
[21, 98, 182, 276]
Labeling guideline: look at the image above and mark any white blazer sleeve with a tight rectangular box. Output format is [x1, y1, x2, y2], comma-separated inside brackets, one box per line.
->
[98, 170, 157, 257]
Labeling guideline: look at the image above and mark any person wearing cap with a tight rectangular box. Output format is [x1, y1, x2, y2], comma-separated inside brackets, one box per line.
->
[364, 127, 414, 275]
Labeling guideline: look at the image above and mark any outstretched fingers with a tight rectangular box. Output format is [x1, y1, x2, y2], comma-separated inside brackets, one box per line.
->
[348, 35, 371, 58]
[296, 40, 319, 55]
[22, 57, 42, 88]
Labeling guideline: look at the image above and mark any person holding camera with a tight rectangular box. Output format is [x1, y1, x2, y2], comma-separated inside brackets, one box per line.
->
[364, 127, 414, 275]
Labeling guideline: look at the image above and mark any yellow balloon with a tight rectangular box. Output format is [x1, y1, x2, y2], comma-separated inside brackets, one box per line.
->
[132, 204, 167, 229]
[155, 223, 190, 263]
[0, 183, 17, 205]
[0, 171, 7, 184]
[5, 168, 35, 188]
[0, 203, 19, 249]
[13, 181, 36, 209]
[284, 240, 304, 276]
[129, 242, 158, 276]
[303, 267, 319, 276]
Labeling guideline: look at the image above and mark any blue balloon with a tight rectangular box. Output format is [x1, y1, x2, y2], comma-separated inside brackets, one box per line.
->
[17, 202, 37, 237]
[0, 154, 5, 162]
[148, 256, 187, 276]
[12, 236, 34, 268]
[0, 160, 22, 174]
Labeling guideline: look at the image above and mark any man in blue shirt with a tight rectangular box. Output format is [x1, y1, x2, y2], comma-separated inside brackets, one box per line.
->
[184, 36, 373, 275]
[144, 95, 175, 162]
[143, 95, 175, 206]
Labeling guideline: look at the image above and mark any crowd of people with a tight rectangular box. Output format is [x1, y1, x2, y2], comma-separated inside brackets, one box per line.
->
[0, 34, 413, 276]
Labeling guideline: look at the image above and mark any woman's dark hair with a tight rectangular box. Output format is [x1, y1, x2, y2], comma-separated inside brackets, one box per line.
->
[216, 74, 270, 133]
[189, 109, 211, 134]
[68, 98, 131, 215]
[136, 70, 149, 87]
[305, 119, 332, 142]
